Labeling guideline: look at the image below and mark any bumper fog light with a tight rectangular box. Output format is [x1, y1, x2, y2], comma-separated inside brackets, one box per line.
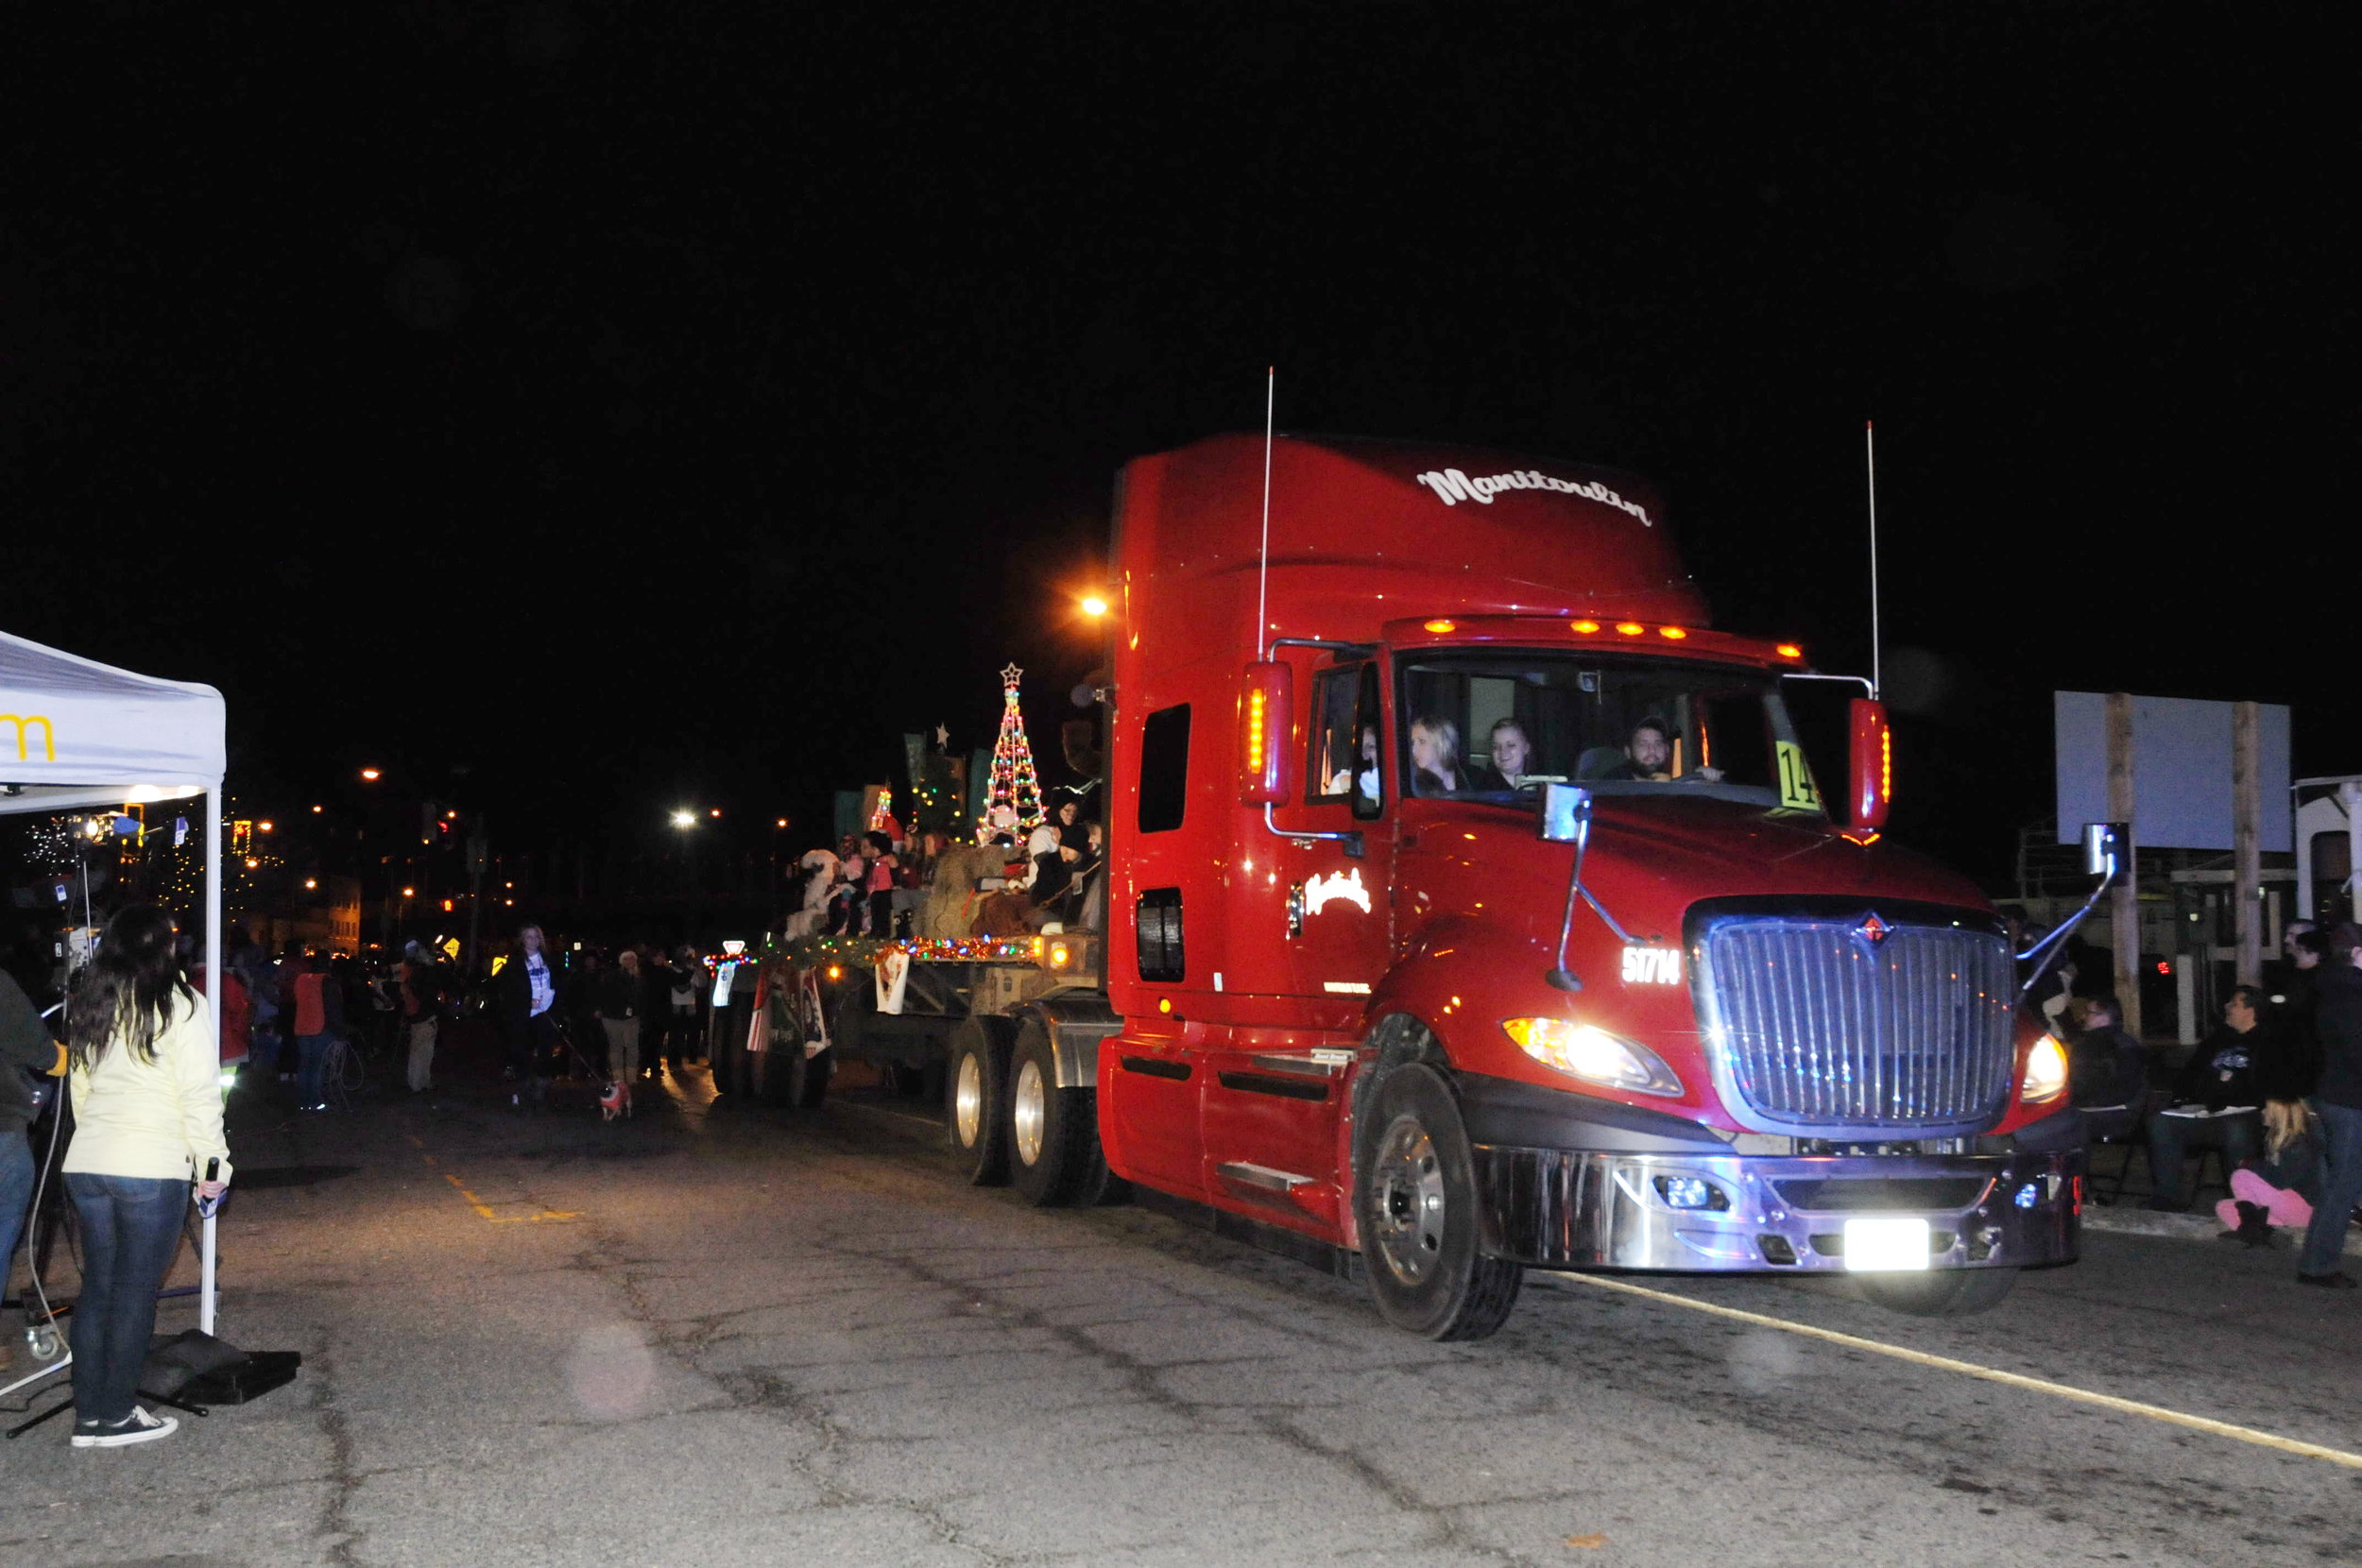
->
[1653, 1174, 1730, 1211]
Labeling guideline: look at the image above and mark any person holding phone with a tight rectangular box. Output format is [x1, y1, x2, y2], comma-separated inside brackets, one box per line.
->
[60, 905, 231, 1448]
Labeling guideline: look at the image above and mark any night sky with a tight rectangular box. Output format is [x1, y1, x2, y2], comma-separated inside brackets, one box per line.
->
[7, 8, 2353, 887]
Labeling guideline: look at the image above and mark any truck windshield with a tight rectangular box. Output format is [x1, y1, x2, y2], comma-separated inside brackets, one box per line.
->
[1399, 652, 1824, 814]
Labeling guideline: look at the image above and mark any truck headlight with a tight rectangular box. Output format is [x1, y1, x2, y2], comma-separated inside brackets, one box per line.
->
[2023, 1033, 2069, 1103]
[1501, 1018, 1684, 1097]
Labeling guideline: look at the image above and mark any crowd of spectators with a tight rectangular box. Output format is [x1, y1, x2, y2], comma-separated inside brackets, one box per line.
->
[2044, 916, 2362, 1287]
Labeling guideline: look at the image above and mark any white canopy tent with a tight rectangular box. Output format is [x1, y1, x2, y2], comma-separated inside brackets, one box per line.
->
[1, 628, 228, 1332]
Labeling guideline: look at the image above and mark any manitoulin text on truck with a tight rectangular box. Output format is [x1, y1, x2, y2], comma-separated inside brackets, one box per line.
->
[818, 434, 2091, 1342]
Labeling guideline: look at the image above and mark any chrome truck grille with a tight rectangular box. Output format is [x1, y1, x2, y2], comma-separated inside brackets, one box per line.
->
[1691, 906, 2016, 1133]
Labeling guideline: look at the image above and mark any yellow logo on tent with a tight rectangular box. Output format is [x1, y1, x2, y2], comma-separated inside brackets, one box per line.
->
[2, 713, 56, 762]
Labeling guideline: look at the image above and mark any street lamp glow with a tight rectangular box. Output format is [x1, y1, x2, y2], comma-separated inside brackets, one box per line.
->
[303, 878, 317, 890]
[257, 820, 274, 832]
[401, 886, 416, 897]
[671, 810, 697, 828]
[709, 808, 722, 819]
[360, 768, 381, 781]
[311, 804, 324, 813]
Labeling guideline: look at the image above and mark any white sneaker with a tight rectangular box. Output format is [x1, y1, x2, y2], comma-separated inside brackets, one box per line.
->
[72, 1406, 179, 1448]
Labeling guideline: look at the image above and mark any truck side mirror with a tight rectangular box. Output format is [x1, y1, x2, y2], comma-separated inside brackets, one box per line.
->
[1539, 782, 1592, 845]
[1847, 697, 1891, 830]
[2081, 821, 2127, 878]
[1239, 662, 1292, 805]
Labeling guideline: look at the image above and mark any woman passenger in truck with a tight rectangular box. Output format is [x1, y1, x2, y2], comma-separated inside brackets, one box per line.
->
[1409, 715, 1465, 795]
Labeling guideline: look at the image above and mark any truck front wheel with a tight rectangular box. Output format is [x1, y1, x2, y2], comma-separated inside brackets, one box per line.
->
[1006, 1016, 1109, 1207]
[1855, 1267, 2018, 1317]
[1354, 1065, 1522, 1341]
[948, 1015, 1013, 1185]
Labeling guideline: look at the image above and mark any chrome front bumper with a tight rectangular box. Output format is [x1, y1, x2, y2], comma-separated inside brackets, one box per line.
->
[1472, 1147, 2080, 1273]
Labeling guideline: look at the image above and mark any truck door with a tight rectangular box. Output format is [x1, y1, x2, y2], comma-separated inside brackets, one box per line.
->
[1199, 659, 1391, 1234]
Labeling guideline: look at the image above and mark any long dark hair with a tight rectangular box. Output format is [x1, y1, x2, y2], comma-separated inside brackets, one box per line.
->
[67, 905, 195, 1069]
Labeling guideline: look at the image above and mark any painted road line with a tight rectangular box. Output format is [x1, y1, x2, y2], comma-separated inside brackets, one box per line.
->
[438, 1169, 578, 1224]
[408, 1133, 575, 1223]
[1546, 1271, 2362, 1472]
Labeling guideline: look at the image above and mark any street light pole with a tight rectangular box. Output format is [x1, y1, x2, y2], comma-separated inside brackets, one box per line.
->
[465, 819, 488, 976]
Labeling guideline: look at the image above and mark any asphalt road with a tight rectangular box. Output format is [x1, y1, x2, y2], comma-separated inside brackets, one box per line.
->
[5, 1055, 2359, 1568]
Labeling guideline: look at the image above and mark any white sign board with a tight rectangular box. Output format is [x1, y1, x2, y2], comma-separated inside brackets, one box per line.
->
[2054, 692, 2291, 852]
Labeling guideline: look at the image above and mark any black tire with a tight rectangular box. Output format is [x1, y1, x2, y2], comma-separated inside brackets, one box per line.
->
[1353, 1064, 1523, 1340]
[786, 1044, 832, 1109]
[1006, 1015, 1109, 1207]
[1855, 1267, 2019, 1317]
[947, 1014, 1013, 1185]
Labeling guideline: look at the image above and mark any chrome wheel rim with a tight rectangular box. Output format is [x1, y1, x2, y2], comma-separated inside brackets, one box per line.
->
[1012, 1057, 1046, 1167]
[1371, 1114, 1446, 1286]
[954, 1052, 984, 1149]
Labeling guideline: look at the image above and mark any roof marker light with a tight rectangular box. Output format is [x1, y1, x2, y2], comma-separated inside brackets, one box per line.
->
[1776, 643, 1804, 659]
[1423, 619, 1456, 634]
[1658, 626, 1687, 639]
[1571, 620, 1600, 634]
[1615, 622, 1644, 637]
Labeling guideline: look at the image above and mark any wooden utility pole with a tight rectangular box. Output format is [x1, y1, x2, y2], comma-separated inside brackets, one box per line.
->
[2233, 701, 2263, 986]
[2105, 693, 2142, 1038]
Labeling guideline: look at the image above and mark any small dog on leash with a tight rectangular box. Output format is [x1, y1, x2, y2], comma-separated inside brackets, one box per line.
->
[598, 1079, 632, 1120]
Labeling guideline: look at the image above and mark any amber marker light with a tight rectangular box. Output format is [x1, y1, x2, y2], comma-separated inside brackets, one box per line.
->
[1423, 619, 1457, 634]
[1776, 643, 1804, 660]
[1658, 626, 1687, 640]
[1571, 620, 1601, 634]
[1615, 622, 1644, 636]
[1158, 997, 1172, 1014]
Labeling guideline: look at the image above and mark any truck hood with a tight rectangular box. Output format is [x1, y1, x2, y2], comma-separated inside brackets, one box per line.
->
[1439, 794, 1992, 946]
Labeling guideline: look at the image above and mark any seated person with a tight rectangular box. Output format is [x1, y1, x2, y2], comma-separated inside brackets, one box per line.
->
[1480, 717, 1534, 790]
[1584, 718, 1724, 783]
[1409, 715, 1464, 795]
[1325, 723, 1380, 805]
[1034, 827, 1100, 928]
[2066, 994, 2147, 1149]
[2145, 985, 2268, 1211]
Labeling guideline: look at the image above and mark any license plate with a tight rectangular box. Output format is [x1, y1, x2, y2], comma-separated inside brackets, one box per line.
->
[1843, 1217, 1931, 1271]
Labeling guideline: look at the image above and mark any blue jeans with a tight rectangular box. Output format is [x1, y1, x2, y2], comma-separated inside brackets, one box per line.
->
[2300, 1101, 2362, 1276]
[1, 1131, 34, 1293]
[65, 1172, 187, 1426]
[296, 1031, 333, 1108]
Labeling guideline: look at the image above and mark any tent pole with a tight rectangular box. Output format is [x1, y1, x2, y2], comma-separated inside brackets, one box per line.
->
[202, 784, 222, 1336]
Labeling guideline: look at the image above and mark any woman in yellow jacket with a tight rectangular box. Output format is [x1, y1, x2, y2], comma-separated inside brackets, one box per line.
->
[62, 906, 231, 1448]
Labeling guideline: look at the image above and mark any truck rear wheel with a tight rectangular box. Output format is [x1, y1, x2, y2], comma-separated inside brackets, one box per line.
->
[1006, 1016, 1108, 1207]
[786, 1043, 832, 1109]
[1856, 1267, 2018, 1317]
[1354, 1065, 1522, 1340]
[948, 1015, 1013, 1185]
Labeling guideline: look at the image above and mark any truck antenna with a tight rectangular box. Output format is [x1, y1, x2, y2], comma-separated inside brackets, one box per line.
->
[1865, 418, 1881, 700]
[1258, 366, 1275, 653]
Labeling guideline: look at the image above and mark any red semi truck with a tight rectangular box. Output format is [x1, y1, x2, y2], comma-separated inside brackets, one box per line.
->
[896, 433, 2083, 1339]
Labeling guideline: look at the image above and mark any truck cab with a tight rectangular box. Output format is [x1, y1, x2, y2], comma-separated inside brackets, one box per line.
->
[1094, 434, 2080, 1338]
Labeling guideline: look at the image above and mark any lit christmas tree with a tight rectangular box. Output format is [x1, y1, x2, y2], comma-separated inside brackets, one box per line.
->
[981, 663, 1044, 839]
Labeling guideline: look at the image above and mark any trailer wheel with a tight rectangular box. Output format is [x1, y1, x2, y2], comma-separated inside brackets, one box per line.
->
[786, 1043, 832, 1109]
[1006, 1016, 1108, 1207]
[1855, 1267, 2018, 1317]
[948, 1015, 1013, 1185]
[1354, 1065, 1522, 1341]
